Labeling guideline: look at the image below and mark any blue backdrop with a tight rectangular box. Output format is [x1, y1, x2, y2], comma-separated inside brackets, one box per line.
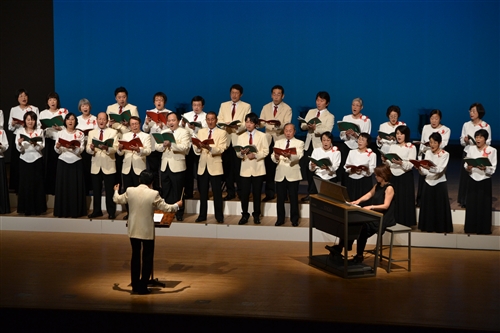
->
[53, 0, 499, 141]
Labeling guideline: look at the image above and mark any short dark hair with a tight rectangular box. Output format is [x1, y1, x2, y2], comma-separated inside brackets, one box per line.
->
[139, 170, 154, 185]
[429, 132, 442, 144]
[114, 86, 128, 97]
[206, 111, 217, 118]
[16, 88, 29, 100]
[245, 112, 259, 125]
[474, 129, 489, 141]
[358, 132, 372, 146]
[469, 103, 485, 119]
[374, 164, 392, 182]
[316, 91, 330, 104]
[64, 112, 78, 127]
[320, 131, 334, 143]
[386, 105, 401, 118]
[167, 112, 180, 121]
[230, 84, 243, 94]
[97, 111, 108, 120]
[429, 109, 442, 120]
[191, 95, 205, 106]
[271, 85, 284, 95]
[129, 116, 141, 124]
[23, 111, 38, 129]
[153, 92, 167, 104]
[47, 92, 61, 109]
[395, 125, 410, 143]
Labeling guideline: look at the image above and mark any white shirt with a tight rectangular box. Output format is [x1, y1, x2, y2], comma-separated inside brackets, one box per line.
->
[377, 121, 405, 154]
[419, 149, 449, 186]
[8, 105, 40, 135]
[385, 142, 417, 176]
[309, 146, 341, 180]
[54, 129, 85, 163]
[77, 114, 97, 139]
[340, 114, 372, 150]
[142, 108, 172, 134]
[0, 110, 3, 129]
[0, 130, 8, 158]
[182, 110, 207, 137]
[460, 120, 492, 154]
[344, 148, 376, 179]
[418, 124, 451, 159]
[465, 145, 497, 181]
[40, 108, 68, 140]
[16, 128, 45, 163]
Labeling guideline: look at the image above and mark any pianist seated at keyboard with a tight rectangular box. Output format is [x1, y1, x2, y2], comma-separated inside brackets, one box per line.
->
[325, 164, 395, 263]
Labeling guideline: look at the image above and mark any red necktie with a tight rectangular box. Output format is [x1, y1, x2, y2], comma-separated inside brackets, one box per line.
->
[249, 133, 253, 145]
[194, 115, 198, 122]
[273, 105, 278, 117]
[231, 103, 236, 120]
[99, 130, 103, 141]
[285, 140, 290, 149]
[316, 111, 320, 118]
[133, 133, 136, 139]
[208, 129, 212, 139]
[119, 106, 123, 114]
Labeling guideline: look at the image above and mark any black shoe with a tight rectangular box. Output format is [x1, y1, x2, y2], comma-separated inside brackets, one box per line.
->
[195, 217, 206, 222]
[216, 219, 224, 223]
[275, 220, 284, 226]
[108, 214, 116, 220]
[176, 215, 184, 221]
[292, 221, 299, 227]
[123, 214, 129, 220]
[325, 244, 343, 256]
[223, 194, 236, 201]
[254, 217, 261, 224]
[238, 214, 250, 225]
[301, 195, 310, 202]
[262, 196, 275, 202]
[133, 288, 151, 295]
[350, 254, 364, 263]
[88, 212, 103, 219]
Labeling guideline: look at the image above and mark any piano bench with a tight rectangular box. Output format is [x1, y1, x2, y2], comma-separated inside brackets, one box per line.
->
[379, 223, 411, 273]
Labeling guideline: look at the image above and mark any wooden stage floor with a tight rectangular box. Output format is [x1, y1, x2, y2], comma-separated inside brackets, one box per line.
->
[1, 231, 499, 332]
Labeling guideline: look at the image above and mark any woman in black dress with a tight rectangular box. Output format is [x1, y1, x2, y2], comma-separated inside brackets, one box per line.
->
[54, 113, 87, 218]
[326, 164, 395, 262]
[16, 111, 47, 215]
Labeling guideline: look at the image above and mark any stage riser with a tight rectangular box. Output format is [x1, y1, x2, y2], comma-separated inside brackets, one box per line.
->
[6, 194, 500, 226]
[1, 216, 498, 251]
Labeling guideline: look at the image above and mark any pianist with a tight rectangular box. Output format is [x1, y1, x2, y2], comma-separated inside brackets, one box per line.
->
[325, 164, 395, 263]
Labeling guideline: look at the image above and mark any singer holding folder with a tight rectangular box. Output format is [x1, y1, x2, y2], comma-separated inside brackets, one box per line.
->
[271, 123, 304, 227]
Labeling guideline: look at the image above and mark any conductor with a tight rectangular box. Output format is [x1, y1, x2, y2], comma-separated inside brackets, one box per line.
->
[113, 170, 182, 294]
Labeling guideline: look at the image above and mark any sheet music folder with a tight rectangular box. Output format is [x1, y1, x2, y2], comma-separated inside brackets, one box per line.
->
[313, 177, 351, 204]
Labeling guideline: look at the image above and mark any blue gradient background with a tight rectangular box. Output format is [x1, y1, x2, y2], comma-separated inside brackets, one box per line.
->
[53, 0, 499, 140]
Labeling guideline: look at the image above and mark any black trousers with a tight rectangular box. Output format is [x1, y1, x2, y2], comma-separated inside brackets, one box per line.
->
[276, 179, 299, 224]
[222, 143, 241, 197]
[130, 237, 154, 291]
[91, 170, 116, 216]
[161, 164, 185, 217]
[299, 144, 317, 194]
[263, 138, 276, 198]
[198, 169, 223, 221]
[240, 175, 264, 217]
[122, 169, 140, 214]
[146, 151, 163, 192]
[184, 148, 200, 198]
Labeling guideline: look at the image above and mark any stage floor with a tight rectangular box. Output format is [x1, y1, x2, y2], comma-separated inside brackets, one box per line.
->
[0, 231, 499, 331]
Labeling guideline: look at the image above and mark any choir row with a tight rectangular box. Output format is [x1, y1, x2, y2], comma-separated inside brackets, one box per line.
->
[0, 86, 496, 235]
